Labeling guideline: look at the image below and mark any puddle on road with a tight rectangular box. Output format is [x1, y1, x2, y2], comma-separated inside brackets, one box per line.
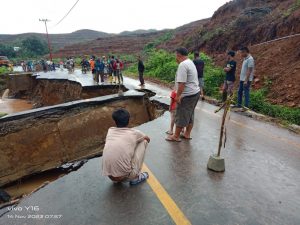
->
[2, 161, 87, 202]
[3, 169, 66, 200]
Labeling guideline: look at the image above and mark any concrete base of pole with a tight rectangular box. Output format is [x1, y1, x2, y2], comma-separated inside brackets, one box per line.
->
[207, 154, 225, 172]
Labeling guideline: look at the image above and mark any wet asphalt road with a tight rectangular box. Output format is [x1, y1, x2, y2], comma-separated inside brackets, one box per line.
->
[0, 70, 299, 225]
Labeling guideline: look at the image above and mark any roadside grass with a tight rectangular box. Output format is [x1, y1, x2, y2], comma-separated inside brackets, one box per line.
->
[0, 112, 8, 118]
[125, 49, 300, 125]
[0, 67, 10, 75]
[249, 89, 300, 125]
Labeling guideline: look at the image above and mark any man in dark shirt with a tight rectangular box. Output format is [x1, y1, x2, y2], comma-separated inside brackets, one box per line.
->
[138, 56, 145, 86]
[193, 52, 205, 100]
[222, 50, 237, 102]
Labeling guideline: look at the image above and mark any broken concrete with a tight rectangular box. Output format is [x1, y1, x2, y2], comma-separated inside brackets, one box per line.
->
[0, 91, 167, 186]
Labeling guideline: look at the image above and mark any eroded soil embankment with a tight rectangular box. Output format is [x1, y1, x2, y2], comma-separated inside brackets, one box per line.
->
[7, 73, 128, 107]
[0, 95, 166, 187]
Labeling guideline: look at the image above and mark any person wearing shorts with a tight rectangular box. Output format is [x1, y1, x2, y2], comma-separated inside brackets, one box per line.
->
[166, 47, 200, 142]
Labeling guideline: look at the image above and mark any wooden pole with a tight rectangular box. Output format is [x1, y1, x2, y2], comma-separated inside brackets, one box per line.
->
[217, 99, 230, 157]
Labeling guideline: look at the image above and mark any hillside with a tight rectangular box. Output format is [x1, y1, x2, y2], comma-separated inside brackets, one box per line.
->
[186, 0, 300, 107]
[54, 31, 168, 57]
[54, 19, 208, 57]
[0, 29, 111, 49]
[182, 0, 300, 52]
[53, 0, 300, 107]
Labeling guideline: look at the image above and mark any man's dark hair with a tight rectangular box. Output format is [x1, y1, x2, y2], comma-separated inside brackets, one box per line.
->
[112, 109, 130, 128]
[194, 52, 200, 57]
[111, 56, 115, 59]
[176, 47, 189, 56]
[227, 50, 235, 57]
[240, 47, 250, 53]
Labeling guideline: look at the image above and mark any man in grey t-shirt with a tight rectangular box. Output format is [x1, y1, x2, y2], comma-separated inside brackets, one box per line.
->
[166, 47, 200, 142]
[237, 47, 255, 108]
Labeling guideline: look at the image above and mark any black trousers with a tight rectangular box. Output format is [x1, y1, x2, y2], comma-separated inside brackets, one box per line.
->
[139, 71, 144, 85]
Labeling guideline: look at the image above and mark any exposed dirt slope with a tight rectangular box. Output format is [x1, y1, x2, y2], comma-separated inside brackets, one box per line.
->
[252, 36, 300, 107]
[168, 0, 300, 107]
[213, 35, 300, 107]
[54, 31, 167, 57]
[184, 0, 300, 52]
[54, 19, 208, 57]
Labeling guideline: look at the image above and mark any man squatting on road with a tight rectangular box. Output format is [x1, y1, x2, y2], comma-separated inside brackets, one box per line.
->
[102, 109, 151, 185]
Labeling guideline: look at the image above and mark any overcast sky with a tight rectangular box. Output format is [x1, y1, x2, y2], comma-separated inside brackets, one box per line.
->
[0, 0, 229, 34]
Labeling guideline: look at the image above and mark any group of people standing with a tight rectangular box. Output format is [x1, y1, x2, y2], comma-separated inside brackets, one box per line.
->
[81, 55, 124, 85]
[221, 46, 254, 109]
[101, 46, 255, 185]
[21, 59, 57, 72]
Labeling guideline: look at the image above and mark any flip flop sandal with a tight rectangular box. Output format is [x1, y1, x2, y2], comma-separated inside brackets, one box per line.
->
[129, 172, 149, 185]
[165, 131, 173, 135]
[165, 136, 182, 142]
[180, 134, 192, 140]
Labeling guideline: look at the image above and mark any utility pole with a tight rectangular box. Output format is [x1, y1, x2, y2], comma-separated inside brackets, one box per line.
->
[39, 19, 53, 61]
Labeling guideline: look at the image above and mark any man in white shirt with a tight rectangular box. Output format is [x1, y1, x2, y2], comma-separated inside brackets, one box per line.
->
[237, 46, 255, 108]
[166, 47, 200, 142]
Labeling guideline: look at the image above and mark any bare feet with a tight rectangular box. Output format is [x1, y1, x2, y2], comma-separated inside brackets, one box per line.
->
[165, 135, 181, 142]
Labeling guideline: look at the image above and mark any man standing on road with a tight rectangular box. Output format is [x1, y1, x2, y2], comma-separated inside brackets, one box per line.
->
[222, 50, 236, 102]
[193, 52, 205, 100]
[138, 56, 145, 86]
[236, 47, 255, 109]
[166, 47, 200, 142]
[110, 56, 116, 84]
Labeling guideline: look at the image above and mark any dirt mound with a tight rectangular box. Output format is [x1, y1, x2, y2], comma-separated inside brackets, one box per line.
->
[252, 35, 300, 107]
[186, 0, 300, 52]
[213, 35, 300, 107]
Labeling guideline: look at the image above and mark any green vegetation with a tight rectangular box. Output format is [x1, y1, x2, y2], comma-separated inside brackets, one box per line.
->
[0, 44, 16, 58]
[0, 36, 48, 59]
[0, 112, 8, 118]
[143, 31, 174, 53]
[125, 48, 299, 125]
[249, 89, 300, 125]
[202, 27, 226, 42]
[0, 67, 10, 75]
[283, 0, 300, 17]
[126, 49, 224, 93]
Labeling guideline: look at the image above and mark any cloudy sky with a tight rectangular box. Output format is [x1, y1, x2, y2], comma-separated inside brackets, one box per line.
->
[1, 0, 229, 34]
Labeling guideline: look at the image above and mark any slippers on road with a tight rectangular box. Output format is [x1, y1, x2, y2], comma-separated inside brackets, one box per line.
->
[180, 134, 192, 140]
[165, 136, 182, 142]
[129, 172, 149, 185]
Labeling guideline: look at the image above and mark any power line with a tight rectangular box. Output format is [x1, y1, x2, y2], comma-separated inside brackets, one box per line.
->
[54, 0, 80, 27]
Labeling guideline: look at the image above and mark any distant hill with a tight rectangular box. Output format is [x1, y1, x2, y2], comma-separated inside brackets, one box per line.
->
[119, 29, 158, 36]
[0, 29, 111, 49]
[54, 19, 209, 57]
